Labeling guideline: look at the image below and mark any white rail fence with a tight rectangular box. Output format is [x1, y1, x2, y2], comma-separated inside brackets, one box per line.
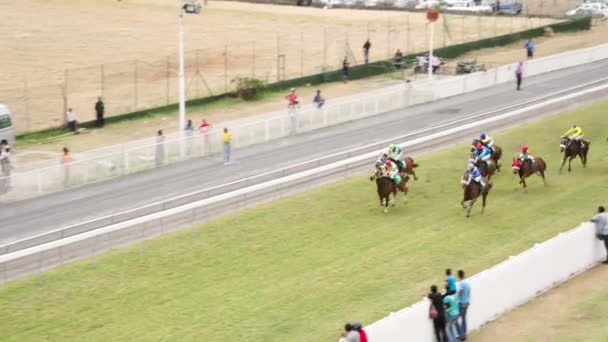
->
[365, 222, 606, 341]
[1, 43, 607, 202]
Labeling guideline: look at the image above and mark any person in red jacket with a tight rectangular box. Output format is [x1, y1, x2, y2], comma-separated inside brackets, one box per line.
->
[353, 322, 368, 342]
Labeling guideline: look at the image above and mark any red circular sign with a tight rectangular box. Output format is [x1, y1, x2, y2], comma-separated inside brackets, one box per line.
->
[427, 8, 440, 22]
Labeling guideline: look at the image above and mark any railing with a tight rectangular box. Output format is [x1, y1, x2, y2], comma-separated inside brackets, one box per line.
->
[1, 43, 608, 202]
[365, 222, 605, 341]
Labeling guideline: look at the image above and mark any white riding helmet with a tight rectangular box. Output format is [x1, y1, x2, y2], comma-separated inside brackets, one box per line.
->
[467, 163, 475, 171]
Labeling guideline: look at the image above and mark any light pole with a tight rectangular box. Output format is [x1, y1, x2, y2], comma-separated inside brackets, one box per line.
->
[178, 1, 202, 136]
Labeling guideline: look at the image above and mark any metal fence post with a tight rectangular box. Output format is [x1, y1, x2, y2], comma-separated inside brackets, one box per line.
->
[23, 76, 31, 132]
[224, 45, 228, 93]
[134, 60, 139, 110]
[276, 34, 280, 82]
[300, 31, 304, 77]
[252, 42, 256, 78]
[101, 64, 105, 99]
[63, 69, 69, 120]
[166, 56, 171, 105]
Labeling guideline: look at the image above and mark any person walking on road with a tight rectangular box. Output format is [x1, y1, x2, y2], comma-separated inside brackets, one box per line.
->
[155, 129, 165, 167]
[524, 39, 535, 59]
[0, 145, 12, 191]
[591, 206, 608, 264]
[222, 128, 232, 164]
[61, 147, 73, 188]
[95, 97, 105, 128]
[515, 62, 524, 91]
[313, 89, 325, 109]
[199, 119, 212, 154]
[457, 270, 471, 341]
[363, 39, 371, 64]
[66, 108, 78, 133]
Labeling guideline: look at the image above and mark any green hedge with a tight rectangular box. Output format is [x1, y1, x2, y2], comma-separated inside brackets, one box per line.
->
[17, 17, 591, 141]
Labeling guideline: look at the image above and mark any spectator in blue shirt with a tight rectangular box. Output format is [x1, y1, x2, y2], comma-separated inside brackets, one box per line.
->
[457, 270, 471, 341]
[313, 89, 325, 109]
[445, 269, 457, 296]
[524, 39, 534, 59]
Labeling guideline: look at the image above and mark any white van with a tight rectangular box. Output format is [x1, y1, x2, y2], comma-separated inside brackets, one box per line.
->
[0, 104, 15, 146]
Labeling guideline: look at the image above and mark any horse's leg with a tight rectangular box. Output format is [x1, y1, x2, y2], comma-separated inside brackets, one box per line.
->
[580, 153, 586, 168]
[481, 192, 488, 214]
[559, 155, 566, 174]
[540, 169, 546, 186]
[467, 198, 477, 218]
[568, 156, 573, 172]
[383, 195, 389, 213]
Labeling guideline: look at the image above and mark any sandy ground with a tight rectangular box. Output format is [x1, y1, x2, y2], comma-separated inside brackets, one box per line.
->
[471, 265, 608, 342]
[12, 20, 608, 165]
[0, 0, 554, 132]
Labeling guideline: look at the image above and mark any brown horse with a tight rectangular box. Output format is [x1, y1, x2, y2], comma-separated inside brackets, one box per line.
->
[370, 169, 410, 213]
[390, 157, 420, 180]
[460, 170, 492, 218]
[469, 153, 497, 180]
[512, 157, 547, 189]
[472, 139, 503, 172]
[559, 138, 589, 173]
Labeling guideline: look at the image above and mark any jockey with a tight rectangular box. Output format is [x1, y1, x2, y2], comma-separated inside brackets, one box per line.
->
[480, 133, 495, 151]
[475, 143, 493, 166]
[467, 163, 486, 189]
[375, 152, 388, 170]
[519, 145, 535, 164]
[561, 124, 585, 148]
[383, 160, 402, 185]
[387, 144, 405, 170]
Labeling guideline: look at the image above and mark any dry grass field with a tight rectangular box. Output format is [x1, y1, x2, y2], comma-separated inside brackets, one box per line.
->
[0, 0, 555, 131]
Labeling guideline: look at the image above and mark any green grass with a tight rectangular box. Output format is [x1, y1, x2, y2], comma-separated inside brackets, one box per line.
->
[2, 100, 608, 341]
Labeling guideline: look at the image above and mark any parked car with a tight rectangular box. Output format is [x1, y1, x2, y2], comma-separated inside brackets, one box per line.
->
[498, 1, 523, 13]
[0, 104, 15, 146]
[443, 0, 493, 13]
[415, 0, 441, 9]
[393, 0, 417, 8]
[566, 2, 608, 18]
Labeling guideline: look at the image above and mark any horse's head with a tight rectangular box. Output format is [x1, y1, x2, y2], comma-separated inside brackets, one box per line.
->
[559, 137, 569, 152]
[511, 158, 521, 174]
[470, 139, 480, 152]
[370, 167, 382, 181]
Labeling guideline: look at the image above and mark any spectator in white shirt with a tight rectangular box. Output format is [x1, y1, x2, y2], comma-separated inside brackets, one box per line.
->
[66, 108, 77, 132]
[591, 206, 608, 264]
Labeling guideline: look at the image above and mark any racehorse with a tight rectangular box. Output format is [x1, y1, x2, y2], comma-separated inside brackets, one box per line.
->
[512, 157, 547, 189]
[469, 153, 497, 180]
[460, 170, 491, 218]
[559, 137, 589, 173]
[389, 156, 420, 180]
[471, 139, 502, 172]
[370, 169, 410, 213]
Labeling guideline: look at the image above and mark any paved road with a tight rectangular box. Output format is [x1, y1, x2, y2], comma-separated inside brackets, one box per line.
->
[2, 59, 608, 244]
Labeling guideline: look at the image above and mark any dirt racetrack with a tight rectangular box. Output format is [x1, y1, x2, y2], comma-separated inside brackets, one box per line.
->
[0, 0, 555, 132]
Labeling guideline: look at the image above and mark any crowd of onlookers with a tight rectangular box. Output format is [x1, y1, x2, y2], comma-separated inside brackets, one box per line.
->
[428, 269, 471, 342]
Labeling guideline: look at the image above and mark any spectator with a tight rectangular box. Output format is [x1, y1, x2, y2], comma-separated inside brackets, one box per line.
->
[0, 145, 12, 190]
[443, 289, 461, 342]
[337, 322, 360, 342]
[95, 97, 105, 128]
[428, 284, 448, 342]
[363, 39, 371, 64]
[591, 206, 608, 264]
[352, 322, 368, 342]
[61, 147, 72, 188]
[199, 119, 211, 154]
[394, 49, 404, 70]
[431, 55, 441, 74]
[287, 88, 299, 107]
[457, 270, 471, 341]
[222, 128, 232, 164]
[185, 119, 194, 137]
[445, 269, 457, 296]
[524, 39, 534, 59]
[66, 108, 77, 133]
[342, 57, 350, 83]
[313, 89, 325, 109]
[515, 62, 524, 91]
[155, 129, 165, 167]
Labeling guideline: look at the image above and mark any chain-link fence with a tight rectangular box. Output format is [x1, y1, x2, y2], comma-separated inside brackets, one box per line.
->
[0, 14, 556, 133]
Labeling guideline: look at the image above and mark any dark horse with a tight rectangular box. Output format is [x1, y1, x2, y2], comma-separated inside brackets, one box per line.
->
[390, 156, 420, 180]
[460, 170, 491, 218]
[512, 157, 547, 189]
[471, 139, 503, 172]
[559, 138, 589, 173]
[370, 169, 409, 213]
[469, 153, 497, 180]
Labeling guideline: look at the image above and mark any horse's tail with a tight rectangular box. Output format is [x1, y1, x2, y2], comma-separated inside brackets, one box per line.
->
[412, 162, 419, 168]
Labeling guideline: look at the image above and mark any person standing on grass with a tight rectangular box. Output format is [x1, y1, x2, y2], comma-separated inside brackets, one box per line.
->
[66, 107, 77, 132]
[443, 289, 461, 342]
[428, 284, 448, 342]
[591, 206, 608, 264]
[222, 128, 232, 164]
[445, 269, 457, 296]
[457, 270, 471, 341]
[363, 39, 371, 64]
[515, 62, 524, 91]
[524, 39, 534, 59]
[95, 97, 105, 128]
[342, 57, 350, 83]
